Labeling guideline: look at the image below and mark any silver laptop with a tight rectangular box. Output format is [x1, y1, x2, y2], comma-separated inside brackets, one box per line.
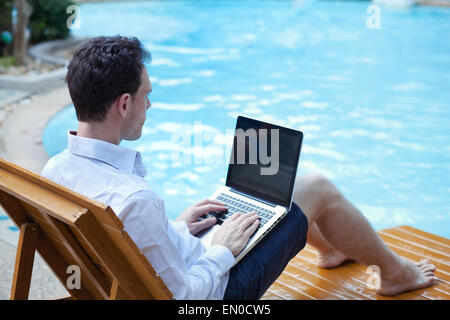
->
[198, 115, 303, 265]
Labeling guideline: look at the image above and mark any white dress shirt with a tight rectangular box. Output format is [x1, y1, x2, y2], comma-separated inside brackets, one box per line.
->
[41, 131, 235, 299]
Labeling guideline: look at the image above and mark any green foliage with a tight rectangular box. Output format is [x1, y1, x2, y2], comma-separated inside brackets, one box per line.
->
[0, 56, 18, 68]
[0, 1, 13, 12]
[0, 1, 13, 32]
[0, 1, 13, 57]
[28, 0, 76, 43]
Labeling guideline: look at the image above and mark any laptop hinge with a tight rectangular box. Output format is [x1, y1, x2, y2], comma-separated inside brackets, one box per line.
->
[229, 188, 277, 208]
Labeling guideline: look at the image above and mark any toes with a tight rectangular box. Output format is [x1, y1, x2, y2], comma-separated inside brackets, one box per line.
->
[428, 276, 438, 285]
[414, 259, 429, 267]
[418, 262, 436, 272]
[420, 265, 436, 273]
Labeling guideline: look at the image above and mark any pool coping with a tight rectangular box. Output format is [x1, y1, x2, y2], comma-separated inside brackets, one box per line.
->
[0, 37, 87, 94]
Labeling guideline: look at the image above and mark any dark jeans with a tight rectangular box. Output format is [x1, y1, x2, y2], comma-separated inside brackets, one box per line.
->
[223, 202, 309, 300]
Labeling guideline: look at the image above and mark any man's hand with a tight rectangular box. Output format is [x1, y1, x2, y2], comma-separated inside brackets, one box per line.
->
[211, 211, 260, 256]
[175, 198, 228, 236]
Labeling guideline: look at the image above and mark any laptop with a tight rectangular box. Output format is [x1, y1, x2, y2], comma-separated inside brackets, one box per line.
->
[198, 115, 303, 265]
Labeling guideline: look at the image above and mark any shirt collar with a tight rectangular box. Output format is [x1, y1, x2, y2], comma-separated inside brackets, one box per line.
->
[67, 130, 147, 177]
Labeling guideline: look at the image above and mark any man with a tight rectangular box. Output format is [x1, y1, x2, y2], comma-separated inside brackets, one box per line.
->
[42, 36, 437, 300]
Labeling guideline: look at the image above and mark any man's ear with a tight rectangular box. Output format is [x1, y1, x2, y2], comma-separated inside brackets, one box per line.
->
[116, 93, 132, 118]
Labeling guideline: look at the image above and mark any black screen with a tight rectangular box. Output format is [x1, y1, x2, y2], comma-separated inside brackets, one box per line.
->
[226, 116, 303, 208]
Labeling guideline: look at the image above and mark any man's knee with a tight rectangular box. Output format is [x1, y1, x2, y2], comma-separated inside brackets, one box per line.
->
[296, 173, 331, 191]
[294, 173, 342, 223]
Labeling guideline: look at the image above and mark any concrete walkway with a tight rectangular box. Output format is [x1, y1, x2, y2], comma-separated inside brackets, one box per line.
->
[0, 86, 71, 174]
[0, 239, 68, 300]
[0, 89, 31, 109]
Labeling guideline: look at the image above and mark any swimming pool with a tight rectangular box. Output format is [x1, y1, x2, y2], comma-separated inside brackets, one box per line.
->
[41, 0, 449, 238]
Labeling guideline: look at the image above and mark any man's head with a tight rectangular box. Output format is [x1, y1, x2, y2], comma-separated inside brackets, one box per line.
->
[66, 35, 152, 141]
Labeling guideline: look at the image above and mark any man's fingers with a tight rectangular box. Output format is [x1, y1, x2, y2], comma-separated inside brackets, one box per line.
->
[244, 219, 260, 238]
[235, 211, 258, 224]
[194, 204, 227, 218]
[238, 212, 259, 230]
[195, 198, 226, 207]
[194, 217, 217, 232]
[226, 211, 242, 223]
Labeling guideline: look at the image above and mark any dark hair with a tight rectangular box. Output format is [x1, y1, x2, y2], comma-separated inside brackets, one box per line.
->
[66, 35, 151, 122]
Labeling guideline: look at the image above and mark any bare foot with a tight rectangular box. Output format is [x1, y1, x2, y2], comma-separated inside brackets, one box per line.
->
[377, 259, 438, 296]
[317, 249, 352, 269]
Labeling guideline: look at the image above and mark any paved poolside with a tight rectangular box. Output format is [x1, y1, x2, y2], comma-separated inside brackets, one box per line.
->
[0, 87, 71, 174]
[0, 89, 31, 110]
[0, 238, 67, 300]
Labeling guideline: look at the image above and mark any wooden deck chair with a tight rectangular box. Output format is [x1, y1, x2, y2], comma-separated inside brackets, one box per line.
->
[0, 157, 173, 300]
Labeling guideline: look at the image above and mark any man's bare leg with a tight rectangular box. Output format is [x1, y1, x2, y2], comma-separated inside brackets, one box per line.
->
[307, 222, 352, 268]
[294, 173, 438, 296]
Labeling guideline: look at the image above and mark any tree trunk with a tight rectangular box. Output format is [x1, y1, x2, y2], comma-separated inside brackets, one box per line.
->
[13, 0, 33, 65]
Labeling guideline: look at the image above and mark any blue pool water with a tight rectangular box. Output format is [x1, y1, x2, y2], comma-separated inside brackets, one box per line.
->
[41, 1, 449, 238]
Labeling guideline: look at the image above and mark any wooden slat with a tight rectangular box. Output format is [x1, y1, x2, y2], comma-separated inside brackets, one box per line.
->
[399, 226, 450, 247]
[283, 262, 369, 300]
[74, 211, 155, 299]
[67, 224, 114, 281]
[379, 230, 450, 262]
[264, 226, 449, 300]
[0, 189, 94, 299]
[261, 288, 289, 300]
[96, 222, 173, 299]
[383, 227, 450, 254]
[44, 214, 111, 299]
[379, 237, 450, 280]
[295, 247, 424, 300]
[0, 158, 123, 229]
[0, 189, 33, 227]
[0, 167, 88, 225]
[10, 223, 39, 300]
[267, 277, 317, 300]
[278, 269, 344, 299]
[109, 279, 129, 300]
[302, 246, 449, 300]
[286, 256, 376, 300]
[35, 232, 95, 300]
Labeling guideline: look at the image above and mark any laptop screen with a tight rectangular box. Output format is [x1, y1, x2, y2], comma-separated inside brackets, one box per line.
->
[225, 116, 303, 208]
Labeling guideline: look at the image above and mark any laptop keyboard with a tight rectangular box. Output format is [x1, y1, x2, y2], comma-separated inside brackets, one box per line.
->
[212, 193, 276, 230]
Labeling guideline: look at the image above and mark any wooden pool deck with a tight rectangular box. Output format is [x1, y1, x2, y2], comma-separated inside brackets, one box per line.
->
[262, 225, 449, 300]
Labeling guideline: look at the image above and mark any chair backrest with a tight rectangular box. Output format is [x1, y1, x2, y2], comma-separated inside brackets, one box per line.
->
[0, 157, 173, 300]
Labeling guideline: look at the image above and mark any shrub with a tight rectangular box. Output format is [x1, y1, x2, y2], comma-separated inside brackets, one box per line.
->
[0, 1, 13, 32]
[28, 0, 76, 43]
[0, 1, 13, 56]
[0, 56, 18, 68]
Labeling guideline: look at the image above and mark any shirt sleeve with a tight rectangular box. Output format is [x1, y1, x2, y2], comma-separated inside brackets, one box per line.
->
[116, 190, 235, 300]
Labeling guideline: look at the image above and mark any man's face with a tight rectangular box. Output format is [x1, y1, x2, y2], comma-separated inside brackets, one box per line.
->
[122, 66, 152, 141]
